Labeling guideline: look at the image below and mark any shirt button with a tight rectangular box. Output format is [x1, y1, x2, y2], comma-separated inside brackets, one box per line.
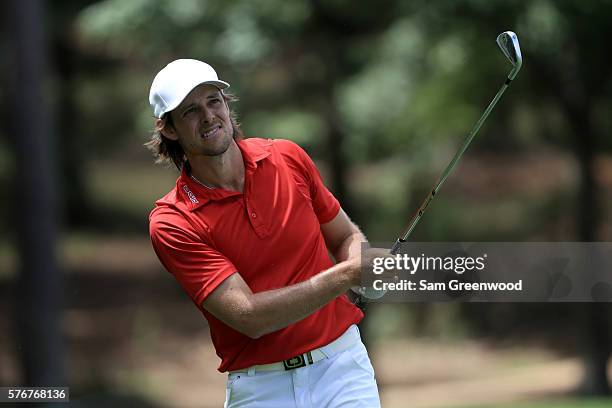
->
[251, 212, 257, 218]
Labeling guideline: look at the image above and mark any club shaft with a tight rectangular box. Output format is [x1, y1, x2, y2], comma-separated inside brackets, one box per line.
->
[391, 78, 512, 255]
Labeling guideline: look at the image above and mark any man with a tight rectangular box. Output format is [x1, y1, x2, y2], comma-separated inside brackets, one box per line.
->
[147, 59, 381, 407]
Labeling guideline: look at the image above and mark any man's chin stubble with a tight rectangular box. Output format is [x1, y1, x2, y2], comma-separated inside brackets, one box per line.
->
[201, 138, 232, 157]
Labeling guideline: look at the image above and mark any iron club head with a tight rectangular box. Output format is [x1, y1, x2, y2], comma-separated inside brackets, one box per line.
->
[496, 31, 522, 80]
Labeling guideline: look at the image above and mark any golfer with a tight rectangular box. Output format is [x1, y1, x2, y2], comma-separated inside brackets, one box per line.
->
[147, 59, 381, 407]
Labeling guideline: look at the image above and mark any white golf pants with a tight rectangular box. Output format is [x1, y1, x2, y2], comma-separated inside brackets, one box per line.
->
[224, 325, 381, 408]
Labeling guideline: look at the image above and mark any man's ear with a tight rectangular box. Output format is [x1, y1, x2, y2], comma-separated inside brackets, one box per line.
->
[156, 116, 179, 141]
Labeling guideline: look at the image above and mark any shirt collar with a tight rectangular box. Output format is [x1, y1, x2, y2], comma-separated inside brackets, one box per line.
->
[240, 137, 272, 170]
[178, 138, 272, 211]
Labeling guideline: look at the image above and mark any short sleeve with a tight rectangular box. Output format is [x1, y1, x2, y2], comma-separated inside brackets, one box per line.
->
[149, 209, 237, 307]
[290, 142, 341, 224]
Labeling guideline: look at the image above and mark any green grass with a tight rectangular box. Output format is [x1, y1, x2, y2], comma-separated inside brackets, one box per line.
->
[454, 399, 612, 408]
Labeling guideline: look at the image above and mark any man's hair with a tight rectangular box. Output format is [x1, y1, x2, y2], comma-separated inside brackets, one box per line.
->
[145, 92, 244, 170]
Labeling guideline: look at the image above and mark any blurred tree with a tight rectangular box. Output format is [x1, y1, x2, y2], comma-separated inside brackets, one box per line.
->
[526, 2, 612, 395]
[74, 0, 401, 216]
[275, 0, 400, 214]
[6, 0, 65, 386]
[397, 0, 612, 395]
[50, 0, 118, 228]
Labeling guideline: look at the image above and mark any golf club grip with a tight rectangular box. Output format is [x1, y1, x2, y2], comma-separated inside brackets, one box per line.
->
[390, 239, 404, 255]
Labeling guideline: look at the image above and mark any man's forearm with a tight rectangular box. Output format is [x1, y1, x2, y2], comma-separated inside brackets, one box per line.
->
[240, 259, 359, 338]
[333, 229, 367, 263]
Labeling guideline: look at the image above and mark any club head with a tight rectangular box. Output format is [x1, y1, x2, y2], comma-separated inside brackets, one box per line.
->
[496, 31, 522, 80]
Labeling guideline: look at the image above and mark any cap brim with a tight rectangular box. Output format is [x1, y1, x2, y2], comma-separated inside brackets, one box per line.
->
[160, 79, 231, 118]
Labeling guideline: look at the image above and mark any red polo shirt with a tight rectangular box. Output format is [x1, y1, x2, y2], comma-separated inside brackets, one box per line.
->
[149, 138, 363, 372]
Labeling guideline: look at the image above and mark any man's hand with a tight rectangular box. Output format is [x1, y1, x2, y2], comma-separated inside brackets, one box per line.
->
[348, 247, 392, 300]
[319, 208, 393, 303]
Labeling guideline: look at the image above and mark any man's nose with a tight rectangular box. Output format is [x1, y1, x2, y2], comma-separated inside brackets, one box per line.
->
[200, 107, 214, 123]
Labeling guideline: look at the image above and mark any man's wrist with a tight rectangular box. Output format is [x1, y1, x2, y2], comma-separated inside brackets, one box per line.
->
[311, 260, 358, 295]
[341, 257, 362, 288]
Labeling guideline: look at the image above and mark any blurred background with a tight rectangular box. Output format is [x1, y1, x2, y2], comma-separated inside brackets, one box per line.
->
[2, 0, 612, 407]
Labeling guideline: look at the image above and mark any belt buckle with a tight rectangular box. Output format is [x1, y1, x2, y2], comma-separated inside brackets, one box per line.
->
[283, 351, 313, 370]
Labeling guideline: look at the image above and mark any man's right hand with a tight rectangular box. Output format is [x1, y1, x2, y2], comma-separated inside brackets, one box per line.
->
[347, 248, 392, 300]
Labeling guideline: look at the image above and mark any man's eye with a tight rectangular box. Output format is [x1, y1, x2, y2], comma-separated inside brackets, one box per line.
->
[183, 107, 196, 116]
[210, 99, 221, 105]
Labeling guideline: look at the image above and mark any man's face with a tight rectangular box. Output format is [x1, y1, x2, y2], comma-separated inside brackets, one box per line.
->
[165, 84, 233, 157]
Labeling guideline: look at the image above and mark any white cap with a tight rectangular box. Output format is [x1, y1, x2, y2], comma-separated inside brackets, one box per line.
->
[149, 59, 230, 118]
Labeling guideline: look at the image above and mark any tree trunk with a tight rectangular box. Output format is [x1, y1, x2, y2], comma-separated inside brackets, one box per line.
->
[531, 41, 610, 395]
[578, 304, 611, 395]
[322, 98, 352, 215]
[54, 33, 93, 227]
[567, 92, 610, 396]
[574, 122, 610, 395]
[7, 0, 65, 386]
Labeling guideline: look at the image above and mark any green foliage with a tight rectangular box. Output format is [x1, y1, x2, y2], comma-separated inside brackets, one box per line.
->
[243, 109, 325, 148]
[67, 0, 612, 241]
[77, 0, 217, 58]
[77, 0, 310, 62]
[73, 0, 612, 166]
[519, 0, 567, 55]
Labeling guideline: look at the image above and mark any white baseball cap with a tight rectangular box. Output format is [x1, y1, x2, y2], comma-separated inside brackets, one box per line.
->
[149, 59, 230, 118]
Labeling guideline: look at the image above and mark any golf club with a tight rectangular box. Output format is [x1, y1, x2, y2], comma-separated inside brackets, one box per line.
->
[352, 31, 522, 302]
[390, 31, 522, 255]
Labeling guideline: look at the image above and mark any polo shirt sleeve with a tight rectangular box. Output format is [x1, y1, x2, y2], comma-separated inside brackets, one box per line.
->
[149, 209, 237, 307]
[289, 141, 341, 224]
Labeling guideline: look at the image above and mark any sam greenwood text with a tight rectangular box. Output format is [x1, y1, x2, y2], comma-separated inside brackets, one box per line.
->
[373, 279, 523, 292]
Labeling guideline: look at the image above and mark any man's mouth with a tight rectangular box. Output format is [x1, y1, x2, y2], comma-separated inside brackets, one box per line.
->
[201, 125, 221, 139]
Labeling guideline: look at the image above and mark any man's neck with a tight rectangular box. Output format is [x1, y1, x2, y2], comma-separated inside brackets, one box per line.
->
[188, 141, 245, 192]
